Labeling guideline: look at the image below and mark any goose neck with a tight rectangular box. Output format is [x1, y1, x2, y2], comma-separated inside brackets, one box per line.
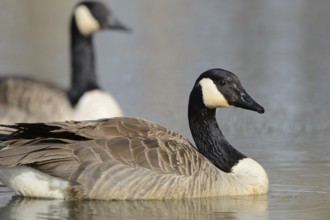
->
[188, 89, 246, 173]
[69, 18, 99, 105]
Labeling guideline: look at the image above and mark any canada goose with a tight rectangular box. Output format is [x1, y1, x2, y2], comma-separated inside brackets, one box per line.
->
[0, 68, 269, 200]
[0, 1, 129, 124]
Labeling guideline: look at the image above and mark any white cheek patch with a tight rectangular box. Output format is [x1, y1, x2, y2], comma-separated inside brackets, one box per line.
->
[199, 78, 232, 108]
[74, 5, 101, 36]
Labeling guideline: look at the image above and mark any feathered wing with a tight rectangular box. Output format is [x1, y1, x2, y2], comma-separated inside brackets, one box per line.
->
[0, 77, 73, 123]
[0, 118, 209, 199]
[0, 121, 199, 178]
[45, 117, 187, 139]
[0, 105, 41, 124]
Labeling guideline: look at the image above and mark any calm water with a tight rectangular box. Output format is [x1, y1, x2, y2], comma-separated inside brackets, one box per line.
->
[0, 0, 330, 219]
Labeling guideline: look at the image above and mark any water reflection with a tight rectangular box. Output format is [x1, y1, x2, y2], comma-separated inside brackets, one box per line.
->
[0, 195, 269, 220]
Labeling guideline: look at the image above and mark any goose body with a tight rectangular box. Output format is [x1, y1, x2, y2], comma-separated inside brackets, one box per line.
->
[0, 69, 269, 200]
[0, 1, 129, 123]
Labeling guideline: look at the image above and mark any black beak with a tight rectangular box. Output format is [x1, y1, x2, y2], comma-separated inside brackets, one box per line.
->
[232, 90, 265, 114]
[107, 16, 131, 32]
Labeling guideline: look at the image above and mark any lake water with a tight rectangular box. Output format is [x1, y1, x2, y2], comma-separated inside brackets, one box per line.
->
[0, 0, 330, 219]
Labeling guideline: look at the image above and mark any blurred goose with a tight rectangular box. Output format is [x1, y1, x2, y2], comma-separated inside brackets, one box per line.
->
[0, 69, 269, 200]
[0, 1, 129, 123]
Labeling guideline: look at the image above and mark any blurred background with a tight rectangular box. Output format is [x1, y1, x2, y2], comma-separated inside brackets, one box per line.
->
[0, 0, 330, 219]
[1, 0, 329, 139]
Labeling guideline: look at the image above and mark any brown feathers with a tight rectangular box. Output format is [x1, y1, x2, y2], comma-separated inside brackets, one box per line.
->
[0, 117, 210, 199]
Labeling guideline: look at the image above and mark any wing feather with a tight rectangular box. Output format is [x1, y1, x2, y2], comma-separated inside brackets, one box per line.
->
[0, 77, 72, 123]
[0, 118, 204, 194]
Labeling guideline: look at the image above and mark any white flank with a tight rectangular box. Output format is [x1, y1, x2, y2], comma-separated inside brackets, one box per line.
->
[231, 158, 269, 194]
[73, 89, 123, 120]
[74, 5, 101, 36]
[0, 166, 68, 199]
[199, 78, 232, 108]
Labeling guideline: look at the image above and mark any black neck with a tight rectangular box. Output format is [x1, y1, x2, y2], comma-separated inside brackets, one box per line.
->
[68, 17, 99, 106]
[188, 86, 246, 172]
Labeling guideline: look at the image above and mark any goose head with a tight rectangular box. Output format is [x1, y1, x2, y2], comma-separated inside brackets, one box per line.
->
[195, 68, 264, 113]
[73, 1, 130, 37]
[188, 69, 268, 193]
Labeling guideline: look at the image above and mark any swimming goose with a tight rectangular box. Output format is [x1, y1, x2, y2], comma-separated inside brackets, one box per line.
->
[0, 1, 129, 123]
[0, 68, 269, 200]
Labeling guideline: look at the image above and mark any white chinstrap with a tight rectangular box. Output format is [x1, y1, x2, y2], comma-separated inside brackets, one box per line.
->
[74, 5, 101, 36]
[199, 78, 232, 108]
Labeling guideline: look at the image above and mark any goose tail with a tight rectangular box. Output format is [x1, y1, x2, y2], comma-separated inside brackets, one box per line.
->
[0, 122, 90, 142]
[0, 124, 16, 141]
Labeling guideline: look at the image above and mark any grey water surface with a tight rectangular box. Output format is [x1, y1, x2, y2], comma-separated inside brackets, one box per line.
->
[0, 0, 330, 219]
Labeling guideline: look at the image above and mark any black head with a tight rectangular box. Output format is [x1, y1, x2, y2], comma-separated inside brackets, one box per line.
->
[73, 1, 130, 36]
[194, 68, 264, 113]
